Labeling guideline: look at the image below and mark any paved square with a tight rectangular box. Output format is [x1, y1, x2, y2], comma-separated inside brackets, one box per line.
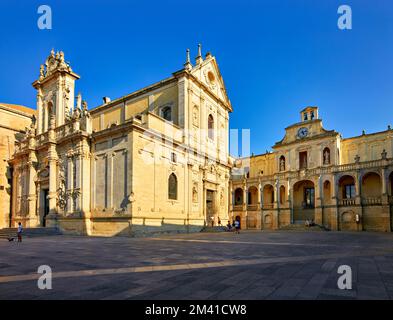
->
[1, 231, 393, 299]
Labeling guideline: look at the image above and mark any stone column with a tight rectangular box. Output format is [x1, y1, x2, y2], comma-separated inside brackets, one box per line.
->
[380, 167, 390, 230]
[355, 171, 362, 205]
[80, 141, 91, 233]
[288, 181, 294, 224]
[37, 89, 43, 135]
[272, 179, 279, 229]
[381, 168, 388, 204]
[243, 183, 248, 229]
[229, 181, 233, 215]
[48, 143, 58, 216]
[314, 175, 323, 225]
[27, 151, 38, 227]
[243, 182, 247, 210]
[66, 155, 72, 213]
[331, 174, 339, 231]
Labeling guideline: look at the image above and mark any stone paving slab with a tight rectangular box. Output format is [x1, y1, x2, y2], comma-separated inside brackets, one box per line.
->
[1, 231, 393, 299]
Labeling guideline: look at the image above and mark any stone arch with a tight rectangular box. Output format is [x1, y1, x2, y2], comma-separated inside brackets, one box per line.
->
[338, 174, 356, 200]
[263, 214, 273, 229]
[293, 180, 315, 222]
[234, 188, 243, 205]
[168, 173, 177, 200]
[293, 180, 315, 208]
[262, 184, 274, 208]
[361, 171, 382, 199]
[340, 210, 357, 231]
[341, 211, 354, 222]
[323, 147, 331, 165]
[279, 185, 286, 205]
[323, 180, 332, 205]
[247, 186, 258, 205]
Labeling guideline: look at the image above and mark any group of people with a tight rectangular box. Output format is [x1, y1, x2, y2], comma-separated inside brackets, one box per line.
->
[226, 219, 241, 233]
[305, 219, 316, 227]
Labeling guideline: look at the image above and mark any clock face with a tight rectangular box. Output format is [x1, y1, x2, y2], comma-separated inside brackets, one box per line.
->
[297, 127, 309, 138]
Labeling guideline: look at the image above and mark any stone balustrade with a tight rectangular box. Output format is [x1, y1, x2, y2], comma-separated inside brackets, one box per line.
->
[361, 197, 382, 206]
[338, 198, 356, 206]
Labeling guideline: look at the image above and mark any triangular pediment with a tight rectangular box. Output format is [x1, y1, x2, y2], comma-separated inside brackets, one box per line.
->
[190, 56, 231, 110]
[273, 119, 338, 149]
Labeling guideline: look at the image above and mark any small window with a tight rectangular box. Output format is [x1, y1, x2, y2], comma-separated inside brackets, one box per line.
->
[304, 187, 315, 208]
[161, 106, 172, 122]
[299, 151, 308, 169]
[171, 152, 177, 163]
[303, 113, 308, 121]
[168, 173, 178, 200]
[208, 114, 214, 140]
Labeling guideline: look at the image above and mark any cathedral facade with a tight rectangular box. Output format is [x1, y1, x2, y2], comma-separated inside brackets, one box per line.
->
[231, 107, 393, 232]
[7, 48, 232, 236]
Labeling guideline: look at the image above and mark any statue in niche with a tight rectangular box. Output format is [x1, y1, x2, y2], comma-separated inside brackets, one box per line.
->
[192, 184, 198, 203]
[279, 157, 285, 171]
[323, 149, 330, 165]
[192, 106, 199, 127]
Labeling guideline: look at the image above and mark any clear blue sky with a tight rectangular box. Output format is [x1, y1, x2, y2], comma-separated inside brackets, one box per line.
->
[0, 0, 392, 155]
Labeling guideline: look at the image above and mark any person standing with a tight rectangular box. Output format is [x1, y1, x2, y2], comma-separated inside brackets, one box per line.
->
[17, 222, 23, 243]
[234, 219, 240, 234]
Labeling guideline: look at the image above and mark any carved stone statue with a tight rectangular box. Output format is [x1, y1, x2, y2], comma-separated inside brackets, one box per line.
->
[192, 184, 198, 203]
[279, 157, 285, 171]
[323, 149, 330, 165]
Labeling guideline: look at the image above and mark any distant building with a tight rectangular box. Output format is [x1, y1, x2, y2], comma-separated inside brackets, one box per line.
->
[231, 107, 393, 232]
[6, 47, 232, 236]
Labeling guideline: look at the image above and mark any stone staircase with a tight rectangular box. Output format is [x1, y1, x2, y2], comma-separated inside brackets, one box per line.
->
[0, 227, 62, 240]
[201, 226, 228, 233]
[279, 223, 330, 232]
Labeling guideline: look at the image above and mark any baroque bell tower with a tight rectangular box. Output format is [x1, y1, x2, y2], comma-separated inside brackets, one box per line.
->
[33, 49, 80, 134]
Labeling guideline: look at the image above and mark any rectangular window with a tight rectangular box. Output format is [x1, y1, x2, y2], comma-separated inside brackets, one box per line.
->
[299, 151, 308, 169]
[344, 184, 355, 199]
[304, 187, 315, 208]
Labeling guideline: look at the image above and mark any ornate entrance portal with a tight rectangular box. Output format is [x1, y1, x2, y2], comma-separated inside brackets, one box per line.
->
[41, 189, 49, 227]
[206, 190, 215, 227]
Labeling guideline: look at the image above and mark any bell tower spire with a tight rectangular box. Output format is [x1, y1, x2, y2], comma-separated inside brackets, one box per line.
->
[184, 48, 192, 71]
[33, 49, 80, 134]
[195, 43, 203, 65]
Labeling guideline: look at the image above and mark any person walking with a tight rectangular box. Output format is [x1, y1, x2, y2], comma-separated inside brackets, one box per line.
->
[17, 222, 23, 243]
[234, 219, 240, 234]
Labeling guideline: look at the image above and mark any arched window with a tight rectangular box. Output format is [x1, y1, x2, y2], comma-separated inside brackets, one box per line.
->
[323, 147, 331, 165]
[208, 114, 214, 140]
[160, 106, 172, 122]
[168, 173, 177, 200]
[279, 155, 286, 171]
